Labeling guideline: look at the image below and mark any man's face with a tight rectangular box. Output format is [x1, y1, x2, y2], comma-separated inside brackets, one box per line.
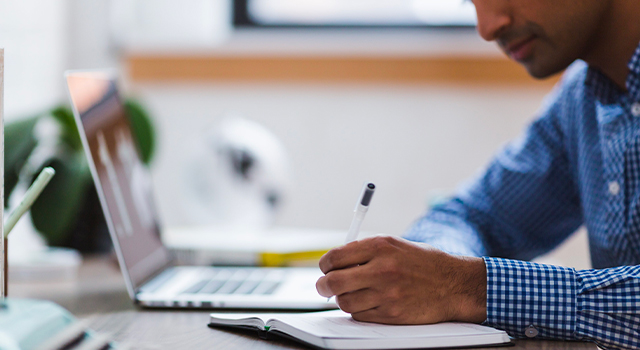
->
[472, 0, 611, 78]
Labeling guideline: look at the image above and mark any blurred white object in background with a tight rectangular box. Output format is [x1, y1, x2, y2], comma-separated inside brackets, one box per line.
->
[182, 116, 293, 229]
[109, 0, 232, 51]
[248, 0, 476, 26]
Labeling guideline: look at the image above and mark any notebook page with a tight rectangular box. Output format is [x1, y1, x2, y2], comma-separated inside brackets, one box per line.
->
[270, 310, 505, 339]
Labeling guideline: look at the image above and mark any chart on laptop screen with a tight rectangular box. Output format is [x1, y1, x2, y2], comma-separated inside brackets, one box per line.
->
[66, 72, 169, 287]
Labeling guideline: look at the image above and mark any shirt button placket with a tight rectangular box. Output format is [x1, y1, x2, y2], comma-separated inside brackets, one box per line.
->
[632, 102, 640, 117]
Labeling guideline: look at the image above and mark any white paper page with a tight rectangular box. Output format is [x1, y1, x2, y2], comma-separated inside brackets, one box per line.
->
[210, 313, 282, 323]
[271, 310, 504, 339]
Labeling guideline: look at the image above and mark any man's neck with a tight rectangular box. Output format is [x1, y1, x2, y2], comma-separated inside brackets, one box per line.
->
[581, 1, 640, 90]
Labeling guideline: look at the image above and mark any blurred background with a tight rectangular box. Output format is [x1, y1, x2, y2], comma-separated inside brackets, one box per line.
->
[0, 0, 590, 271]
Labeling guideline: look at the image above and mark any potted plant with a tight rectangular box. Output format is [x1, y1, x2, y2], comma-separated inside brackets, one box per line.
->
[4, 100, 155, 252]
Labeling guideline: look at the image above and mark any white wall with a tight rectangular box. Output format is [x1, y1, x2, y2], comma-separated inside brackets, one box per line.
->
[66, 0, 119, 70]
[0, 0, 69, 120]
[134, 82, 543, 234]
[132, 81, 591, 269]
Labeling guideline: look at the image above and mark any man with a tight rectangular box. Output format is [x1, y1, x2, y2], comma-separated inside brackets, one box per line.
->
[315, 1, 640, 349]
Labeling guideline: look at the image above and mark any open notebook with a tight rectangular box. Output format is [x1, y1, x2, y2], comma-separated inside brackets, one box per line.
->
[209, 310, 511, 350]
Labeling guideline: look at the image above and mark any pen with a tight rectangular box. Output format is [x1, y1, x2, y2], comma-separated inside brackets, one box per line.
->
[344, 183, 375, 243]
[326, 183, 376, 302]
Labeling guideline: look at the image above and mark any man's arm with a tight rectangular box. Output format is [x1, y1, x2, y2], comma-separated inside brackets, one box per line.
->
[404, 109, 583, 260]
[317, 238, 640, 349]
[485, 258, 640, 350]
[316, 66, 640, 348]
[405, 66, 589, 260]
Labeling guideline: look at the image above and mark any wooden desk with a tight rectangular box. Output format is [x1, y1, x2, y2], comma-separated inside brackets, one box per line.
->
[86, 310, 597, 350]
[11, 255, 597, 350]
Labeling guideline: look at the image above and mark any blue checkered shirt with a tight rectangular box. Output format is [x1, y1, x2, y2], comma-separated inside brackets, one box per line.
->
[405, 42, 640, 350]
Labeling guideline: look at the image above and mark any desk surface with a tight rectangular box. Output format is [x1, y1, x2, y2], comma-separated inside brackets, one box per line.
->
[86, 310, 597, 350]
[11, 255, 597, 350]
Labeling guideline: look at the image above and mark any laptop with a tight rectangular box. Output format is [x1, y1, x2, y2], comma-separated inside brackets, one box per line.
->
[65, 70, 337, 310]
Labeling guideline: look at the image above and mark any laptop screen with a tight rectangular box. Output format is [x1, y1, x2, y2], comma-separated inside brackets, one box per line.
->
[66, 71, 170, 293]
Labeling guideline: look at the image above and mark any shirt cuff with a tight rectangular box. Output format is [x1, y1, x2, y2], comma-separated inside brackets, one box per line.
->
[483, 257, 577, 340]
[574, 266, 640, 349]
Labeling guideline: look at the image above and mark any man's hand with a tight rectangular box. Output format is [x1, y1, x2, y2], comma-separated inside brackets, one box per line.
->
[316, 236, 487, 325]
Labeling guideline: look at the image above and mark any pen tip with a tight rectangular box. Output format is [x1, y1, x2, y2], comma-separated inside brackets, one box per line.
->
[360, 184, 375, 206]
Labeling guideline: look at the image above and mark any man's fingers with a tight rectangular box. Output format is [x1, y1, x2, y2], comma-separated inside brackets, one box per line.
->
[319, 236, 396, 274]
[335, 288, 380, 314]
[351, 306, 410, 325]
[319, 241, 370, 274]
[350, 308, 387, 324]
[316, 265, 372, 297]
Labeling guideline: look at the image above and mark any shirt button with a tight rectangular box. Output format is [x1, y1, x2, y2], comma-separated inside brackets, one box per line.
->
[632, 102, 640, 117]
[525, 325, 539, 338]
[609, 181, 621, 196]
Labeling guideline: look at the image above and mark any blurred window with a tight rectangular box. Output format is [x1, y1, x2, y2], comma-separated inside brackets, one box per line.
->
[234, 0, 477, 27]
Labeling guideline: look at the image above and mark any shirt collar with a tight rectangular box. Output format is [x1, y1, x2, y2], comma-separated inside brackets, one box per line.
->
[585, 67, 619, 104]
[585, 40, 640, 104]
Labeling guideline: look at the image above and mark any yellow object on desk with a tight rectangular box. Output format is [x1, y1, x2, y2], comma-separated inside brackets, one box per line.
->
[163, 226, 375, 267]
[259, 249, 330, 267]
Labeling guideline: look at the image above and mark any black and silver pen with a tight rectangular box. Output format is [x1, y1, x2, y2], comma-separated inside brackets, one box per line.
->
[344, 183, 376, 243]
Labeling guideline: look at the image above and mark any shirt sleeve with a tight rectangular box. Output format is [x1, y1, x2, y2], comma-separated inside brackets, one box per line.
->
[484, 257, 640, 350]
[404, 77, 583, 260]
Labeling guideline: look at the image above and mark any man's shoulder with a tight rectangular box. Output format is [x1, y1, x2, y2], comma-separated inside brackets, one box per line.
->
[556, 60, 590, 95]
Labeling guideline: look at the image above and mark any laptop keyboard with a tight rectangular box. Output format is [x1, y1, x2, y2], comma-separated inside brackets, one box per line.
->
[180, 268, 283, 295]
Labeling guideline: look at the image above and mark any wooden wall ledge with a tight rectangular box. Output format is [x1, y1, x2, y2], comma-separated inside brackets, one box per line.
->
[126, 54, 559, 87]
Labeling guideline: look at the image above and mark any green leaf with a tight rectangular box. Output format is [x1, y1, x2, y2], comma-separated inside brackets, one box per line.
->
[4, 117, 39, 207]
[124, 99, 155, 164]
[50, 106, 83, 151]
[30, 153, 92, 245]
